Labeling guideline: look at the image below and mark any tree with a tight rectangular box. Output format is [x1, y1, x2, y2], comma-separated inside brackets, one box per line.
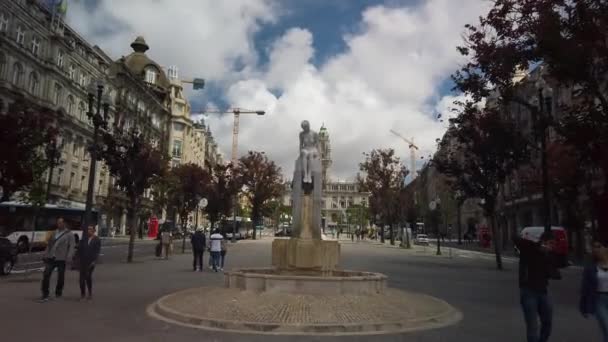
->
[99, 127, 167, 262]
[0, 101, 60, 202]
[167, 163, 210, 252]
[236, 151, 283, 240]
[358, 149, 408, 245]
[455, 0, 608, 240]
[435, 105, 529, 269]
[204, 163, 238, 231]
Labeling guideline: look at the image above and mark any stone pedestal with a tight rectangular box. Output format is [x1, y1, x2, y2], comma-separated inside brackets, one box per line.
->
[272, 238, 340, 273]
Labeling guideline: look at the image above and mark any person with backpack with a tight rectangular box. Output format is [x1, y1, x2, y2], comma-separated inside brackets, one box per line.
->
[190, 229, 206, 272]
[209, 229, 223, 272]
[40, 217, 74, 302]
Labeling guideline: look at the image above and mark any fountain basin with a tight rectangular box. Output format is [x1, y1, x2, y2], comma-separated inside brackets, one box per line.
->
[225, 267, 387, 295]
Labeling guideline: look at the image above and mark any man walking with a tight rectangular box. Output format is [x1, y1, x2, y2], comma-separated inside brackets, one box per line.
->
[161, 229, 172, 260]
[209, 229, 223, 272]
[515, 232, 561, 342]
[79, 225, 101, 301]
[40, 217, 74, 302]
[191, 229, 206, 271]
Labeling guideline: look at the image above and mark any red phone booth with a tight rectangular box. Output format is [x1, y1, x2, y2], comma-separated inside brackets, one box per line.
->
[148, 216, 159, 238]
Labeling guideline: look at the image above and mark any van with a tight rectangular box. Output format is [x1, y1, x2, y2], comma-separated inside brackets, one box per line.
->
[519, 226, 569, 267]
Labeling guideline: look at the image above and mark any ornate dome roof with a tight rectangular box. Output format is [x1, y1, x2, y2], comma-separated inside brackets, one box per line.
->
[120, 36, 170, 90]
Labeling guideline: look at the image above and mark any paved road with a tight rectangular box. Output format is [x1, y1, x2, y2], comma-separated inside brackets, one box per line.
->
[0, 239, 599, 342]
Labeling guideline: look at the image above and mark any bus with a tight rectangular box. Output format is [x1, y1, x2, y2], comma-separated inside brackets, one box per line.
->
[0, 201, 96, 252]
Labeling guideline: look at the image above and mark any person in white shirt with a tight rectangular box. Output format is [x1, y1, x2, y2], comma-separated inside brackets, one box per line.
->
[209, 229, 223, 272]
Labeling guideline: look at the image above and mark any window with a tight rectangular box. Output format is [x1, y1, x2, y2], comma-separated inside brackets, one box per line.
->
[69, 172, 75, 189]
[67, 95, 75, 115]
[56, 50, 64, 68]
[72, 140, 79, 157]
[145, 67, 157, 84]
[97, 179, 104, 195]
[30, 36, 40, 56]
[55, 168, 64, 185]
[78, 102, 86, 121]
[173, 122, 185, 132]
[172, 140, 182, 158]
[54, 84, 63, 105]
[28, 72, 39, 95]
[0, 53, 7, 79]
[0, 12, 8, 32]
[16, 25, 25, 45]
[80, 175, 86, 192]
[11, 63, 23, 86]
[69, 64, 76, 80]
[79, 72, 87, 87]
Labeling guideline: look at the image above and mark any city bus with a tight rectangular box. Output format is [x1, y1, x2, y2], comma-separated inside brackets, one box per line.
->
[0, 201, 96, 252]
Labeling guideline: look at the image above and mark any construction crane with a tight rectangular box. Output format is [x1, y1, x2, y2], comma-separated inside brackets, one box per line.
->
[199, 108, 265, 163]
[390, 129, 419, 181]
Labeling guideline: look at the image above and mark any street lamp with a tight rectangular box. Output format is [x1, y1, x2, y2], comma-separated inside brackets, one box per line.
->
[83, 80, 111, 250]
[533, 75, 553, 235]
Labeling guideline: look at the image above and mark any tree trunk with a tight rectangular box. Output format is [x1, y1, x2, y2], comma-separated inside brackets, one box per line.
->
[181, 213, 188, 253]
[126, 199, 138, 263]
[490, 214, 503, 270]
[389, 224, 395, 245]
[457, 203, 463, 245]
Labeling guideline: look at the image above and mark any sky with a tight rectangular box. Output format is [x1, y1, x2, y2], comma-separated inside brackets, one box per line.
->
[64, 0, 490, 181]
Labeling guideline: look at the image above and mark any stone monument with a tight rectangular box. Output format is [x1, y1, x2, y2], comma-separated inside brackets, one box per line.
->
[271, 120, 340, 273]
[148, 120, 462, 336]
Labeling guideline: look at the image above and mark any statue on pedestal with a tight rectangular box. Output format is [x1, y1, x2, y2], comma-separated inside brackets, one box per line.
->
[299, 120, 319, 192]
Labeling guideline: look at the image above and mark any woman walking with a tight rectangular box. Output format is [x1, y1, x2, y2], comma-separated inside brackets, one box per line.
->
[79, 225, 101, 301]
[580, 241, 608, 342]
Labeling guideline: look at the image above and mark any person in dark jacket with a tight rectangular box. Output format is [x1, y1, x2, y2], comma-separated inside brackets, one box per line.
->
[79, 225, 101, 300]
[191, 230, 206, 271]
[514, 232, 560, 342]
[580, 241, 608, 342]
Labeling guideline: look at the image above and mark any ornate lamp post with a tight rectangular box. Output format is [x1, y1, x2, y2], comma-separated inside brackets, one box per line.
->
[533, 76, 553, 235]
[83, 80, 111, 247]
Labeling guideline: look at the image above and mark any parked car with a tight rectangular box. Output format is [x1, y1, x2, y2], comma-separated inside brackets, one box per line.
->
[0, 237, 18, 275]
[274, 229, 291, 237]
[517, 226, 569, 267]
[226, 232, 243, 240]
[414, 234, 429, 245]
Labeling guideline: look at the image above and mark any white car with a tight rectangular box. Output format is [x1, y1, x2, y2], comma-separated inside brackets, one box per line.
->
[415, 234, 429, 245]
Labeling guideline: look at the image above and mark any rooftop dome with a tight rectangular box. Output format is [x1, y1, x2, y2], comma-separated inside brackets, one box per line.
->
[120, 36, 170, 90]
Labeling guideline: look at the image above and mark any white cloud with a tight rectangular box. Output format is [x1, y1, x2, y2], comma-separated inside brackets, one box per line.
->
[66, 0, 490, 180]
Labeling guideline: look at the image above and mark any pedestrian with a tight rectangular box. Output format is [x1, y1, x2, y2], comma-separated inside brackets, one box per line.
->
[191, 229, 206, 272]
[580, 241, 608, 342]
[40, 217, 74, 302]
[161, 229, 172, 260]
[209, 229, 223, 272]
[515, 231, 561, 342]
[220, 237, 228, 271]
[79, 225, 101, 301]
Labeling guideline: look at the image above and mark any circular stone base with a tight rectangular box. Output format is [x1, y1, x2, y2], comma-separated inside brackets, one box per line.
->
[148, 286, 462, 336]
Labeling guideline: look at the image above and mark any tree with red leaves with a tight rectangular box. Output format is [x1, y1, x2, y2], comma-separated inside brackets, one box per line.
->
[166, 163, 210, 252]
[358, 149, 408, 246]
[236, 152, 283, 240]
[0, 101, 60, 202]
[435, 105, 529, 269]
[99, 127, 168, 262]
[455, 0, 608, 241]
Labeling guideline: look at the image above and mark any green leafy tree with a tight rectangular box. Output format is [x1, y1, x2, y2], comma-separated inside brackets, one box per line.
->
[358, 149, 408, 245]
[204, 163, 238, 231]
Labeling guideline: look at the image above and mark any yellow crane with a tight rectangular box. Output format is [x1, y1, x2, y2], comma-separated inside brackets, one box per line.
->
[390, 129, 419, 181]
[199, 108, 265, 163]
